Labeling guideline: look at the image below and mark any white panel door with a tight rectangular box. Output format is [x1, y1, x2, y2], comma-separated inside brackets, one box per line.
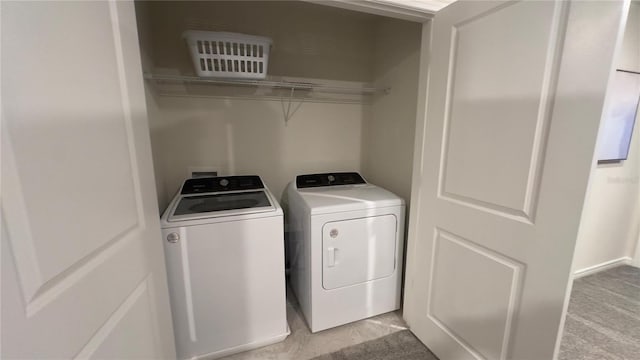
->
[1, 1, 175, 358]
[404, 1, 629, 360]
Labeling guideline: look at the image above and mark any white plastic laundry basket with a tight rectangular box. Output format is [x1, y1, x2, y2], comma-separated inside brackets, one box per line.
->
[183, 31, 272, 79]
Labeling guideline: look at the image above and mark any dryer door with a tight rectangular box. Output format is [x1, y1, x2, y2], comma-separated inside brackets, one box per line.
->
[322, 214, 397, 290]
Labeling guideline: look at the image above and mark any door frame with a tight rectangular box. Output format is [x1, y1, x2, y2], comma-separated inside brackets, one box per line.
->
[303, 0, 440, 22]
[403, 19, 433, 330]
[632, 231, 640, 267]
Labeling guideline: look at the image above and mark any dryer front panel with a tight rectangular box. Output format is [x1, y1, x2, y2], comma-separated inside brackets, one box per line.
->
[322, 214, 397, 290]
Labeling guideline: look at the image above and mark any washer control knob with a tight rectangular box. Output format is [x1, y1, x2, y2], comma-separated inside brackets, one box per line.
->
[330, 229, 339, 238]
[328, 175, 336, 182]
[167, 232, 180, 243]
[219, 178, 229, 187]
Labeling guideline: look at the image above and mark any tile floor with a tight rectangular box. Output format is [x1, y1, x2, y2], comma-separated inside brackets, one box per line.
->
[220, 287, 408, 360]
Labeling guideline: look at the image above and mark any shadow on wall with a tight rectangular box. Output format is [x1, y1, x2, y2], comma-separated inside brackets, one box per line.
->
[142, 0, 378, 82]
[146, 86, 367, 212]
[148, 92, 281, 210]
[361, 18, 422, 207]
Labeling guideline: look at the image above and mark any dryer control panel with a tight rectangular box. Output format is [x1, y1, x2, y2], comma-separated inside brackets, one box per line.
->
[296, 172, 366, 188]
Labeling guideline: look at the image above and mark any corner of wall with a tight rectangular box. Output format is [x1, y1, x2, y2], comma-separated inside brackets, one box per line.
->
[572, 3, 640, 274]
[362, 18, 422, 206]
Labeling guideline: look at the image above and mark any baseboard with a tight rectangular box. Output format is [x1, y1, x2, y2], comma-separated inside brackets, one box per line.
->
[573, 257, 633, 279]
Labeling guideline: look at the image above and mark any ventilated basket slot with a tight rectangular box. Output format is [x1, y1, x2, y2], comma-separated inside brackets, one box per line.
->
[185, 31, 272, 79]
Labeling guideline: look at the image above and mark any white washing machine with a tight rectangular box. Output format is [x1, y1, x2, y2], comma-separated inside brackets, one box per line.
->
[161, 176, 289, 360]
[286, 172, 405, 332]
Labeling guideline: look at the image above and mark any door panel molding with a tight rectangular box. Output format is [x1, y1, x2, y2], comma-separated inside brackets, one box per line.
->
[426, 229, 524, 360]
[3, 0, 140, 284]
[109, 0, 147, 231]
[1, 0, 175, 357]
[74, 275, 158, 359]
[2, 124, 44, 302]
[2, 0, 146, 315]
[437, 1, 568, 224]
[24, 225, 139, 317]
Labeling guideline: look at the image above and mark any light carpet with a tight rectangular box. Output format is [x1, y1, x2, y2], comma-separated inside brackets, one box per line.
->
[312, 330, 438, 360]
[559, 265, 640, 360]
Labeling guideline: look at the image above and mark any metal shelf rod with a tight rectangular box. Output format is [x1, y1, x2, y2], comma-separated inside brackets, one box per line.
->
[143, 73, 387, 95]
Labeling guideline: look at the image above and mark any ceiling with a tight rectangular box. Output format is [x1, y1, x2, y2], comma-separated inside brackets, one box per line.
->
[373, 0, 456, 13]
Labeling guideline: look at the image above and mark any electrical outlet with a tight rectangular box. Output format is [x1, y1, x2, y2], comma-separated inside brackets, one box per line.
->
[187, 166, 218, 178]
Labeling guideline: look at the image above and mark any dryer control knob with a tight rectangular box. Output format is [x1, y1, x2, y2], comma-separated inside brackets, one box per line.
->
[330, 229, 339, 238]
[167, 232, 180, 243]
[220, 179, 229, 187]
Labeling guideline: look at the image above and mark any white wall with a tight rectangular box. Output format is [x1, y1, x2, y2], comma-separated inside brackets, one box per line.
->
[136, 1, 422, 211]
[147, 91, 367, 209]
[573, 2, 640, 273]
[362, 18, 422, 206]
[135, 1, 384, 210]
[137, 1, 378, 82]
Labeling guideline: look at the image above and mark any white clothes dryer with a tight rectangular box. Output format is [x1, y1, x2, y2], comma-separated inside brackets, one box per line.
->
[286, 172, 405, 332]
[161, 176, 288, 360]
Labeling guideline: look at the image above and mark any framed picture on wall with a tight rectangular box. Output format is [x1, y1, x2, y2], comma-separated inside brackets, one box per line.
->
[596, 69, 640, 163]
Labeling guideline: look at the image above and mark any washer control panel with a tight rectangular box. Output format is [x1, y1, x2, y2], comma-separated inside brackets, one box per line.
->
[181, 175, 264, 194]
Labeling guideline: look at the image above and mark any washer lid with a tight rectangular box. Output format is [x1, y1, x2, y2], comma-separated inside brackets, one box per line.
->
[167, 190, 275, 222]
[297, 184, 404, 215]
